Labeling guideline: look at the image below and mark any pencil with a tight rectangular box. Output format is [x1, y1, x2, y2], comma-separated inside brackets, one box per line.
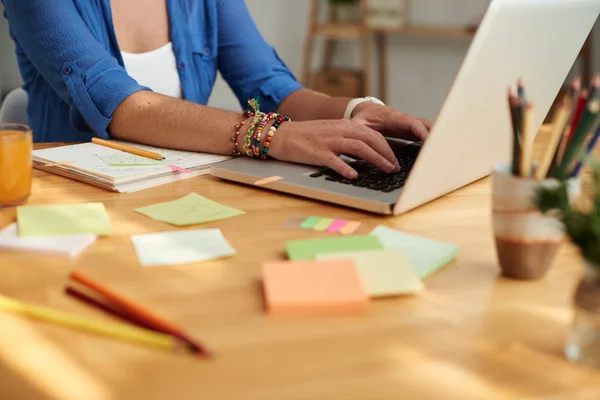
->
[91, 138, 164, 161]
[555, 98, 600, 179]
[520, 102, 535, 178]
[536, 99, 571, 180]
[0, 294, 178, 351]
[69, 271, 211, 357]
[571, 124, 600, 177]
[508, 89, 523, 176]
[565, 90, 589, 147]
[554, 78, 581, 166]
[517, 78, 526, 104]
[587, 73, 600, 103]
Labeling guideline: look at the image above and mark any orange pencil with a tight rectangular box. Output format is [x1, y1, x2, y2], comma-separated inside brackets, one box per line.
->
[69, 271, 211, 357]
[91, 137, 164, 161]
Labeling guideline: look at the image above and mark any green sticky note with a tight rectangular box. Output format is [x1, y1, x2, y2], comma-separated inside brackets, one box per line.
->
[370, 225, 459, 278]
[98, 153, 171, 166]
[313, 218, 334, 232]
[134, 193, 245, 226]
[17, 203, 112, 237]
[300, 216, 321, 229]
[286, 235, 384, 261]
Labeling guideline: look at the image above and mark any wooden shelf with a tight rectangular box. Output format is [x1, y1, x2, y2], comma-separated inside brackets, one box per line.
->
[314, 23, 475, 40]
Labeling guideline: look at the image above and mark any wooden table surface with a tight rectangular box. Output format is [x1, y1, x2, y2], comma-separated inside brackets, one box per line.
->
[1, 127, 599, 400]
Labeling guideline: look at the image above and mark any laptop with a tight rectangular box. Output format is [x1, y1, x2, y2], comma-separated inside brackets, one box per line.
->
[211, 0, 600, 215]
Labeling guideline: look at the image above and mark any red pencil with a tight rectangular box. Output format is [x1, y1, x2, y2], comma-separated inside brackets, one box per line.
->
[566, 89, 589, 146]
[69, 271, 212, 357]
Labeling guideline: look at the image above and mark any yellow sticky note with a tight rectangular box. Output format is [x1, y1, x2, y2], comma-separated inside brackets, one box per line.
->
[134, 193, 245, 226]
[17, 203, 112, 237]
[316, 249, 424, 297]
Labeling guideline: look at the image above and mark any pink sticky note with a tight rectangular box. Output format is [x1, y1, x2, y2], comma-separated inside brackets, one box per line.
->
[327, 219, 348, 233]
[167, 165, 192, 174]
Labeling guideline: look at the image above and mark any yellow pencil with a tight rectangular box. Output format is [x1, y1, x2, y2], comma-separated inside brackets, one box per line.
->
[0, 294, 178, 351]
[519, 103, 535, 178]
[535, 99, 572, 180]
[91, 137, 164, 161]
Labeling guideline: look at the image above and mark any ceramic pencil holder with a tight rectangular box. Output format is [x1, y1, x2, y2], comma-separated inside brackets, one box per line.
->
[491, 163, 581, 280]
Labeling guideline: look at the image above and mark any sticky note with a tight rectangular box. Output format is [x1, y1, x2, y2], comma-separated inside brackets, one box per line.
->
[313, 218, 335, 232]
[167, 165, 192, 173]
[370, 225, 459, 278]
[317, 249, 424, 297]
[326, 219, 348, 233]
[254, 176, 283, 186]
[339, 220, 361, 235]
[262, 259, 368, 315]
[300, 216, 321, 229]
[131, 229, 236, 267]
[98, 153, 171, 166]
[134, 193, 245, 226]
[0, 223, 97, 258]
[285, 235, 384, 261]
[17, 203, 112, 237]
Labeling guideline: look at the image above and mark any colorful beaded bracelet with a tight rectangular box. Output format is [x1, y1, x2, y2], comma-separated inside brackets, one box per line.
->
[252, 112, 276, 157]
[244, 112, 265, 157]
[260, 114, 290, 160]
[230, 109, 254, 156]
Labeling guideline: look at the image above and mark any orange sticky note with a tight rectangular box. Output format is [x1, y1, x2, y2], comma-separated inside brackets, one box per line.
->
[262, 259, 368, 315]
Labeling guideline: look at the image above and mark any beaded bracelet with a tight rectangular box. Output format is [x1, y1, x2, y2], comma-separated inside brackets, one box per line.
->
[252, 112, 276, 157]
[260, 114, 290, 160]
[244, 112, 265, 157]
[230, 109, 254, 156]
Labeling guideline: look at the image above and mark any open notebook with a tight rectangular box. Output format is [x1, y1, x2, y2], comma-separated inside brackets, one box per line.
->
[32, 141, 230, 193]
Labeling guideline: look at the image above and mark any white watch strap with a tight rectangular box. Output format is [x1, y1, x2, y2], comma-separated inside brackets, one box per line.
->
[343, 97, 385, 119]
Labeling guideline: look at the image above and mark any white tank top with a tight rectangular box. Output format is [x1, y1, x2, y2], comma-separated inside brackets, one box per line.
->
[121, 42, 182, 99]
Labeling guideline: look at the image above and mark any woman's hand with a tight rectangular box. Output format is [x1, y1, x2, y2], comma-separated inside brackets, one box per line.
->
[351, 102, 433, 142]
[269, 119, 401, 179]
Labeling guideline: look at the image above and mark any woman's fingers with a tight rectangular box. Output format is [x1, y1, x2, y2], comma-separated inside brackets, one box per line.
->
[338, 139, 396, 174]
[322, 153, 359, 179]
[343, 124, 400, 170]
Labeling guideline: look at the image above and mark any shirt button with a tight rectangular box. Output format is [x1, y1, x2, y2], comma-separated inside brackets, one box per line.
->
[63, 66, 72, 75]
[178, 62, 185, 70]
[203, 48, 212, 57]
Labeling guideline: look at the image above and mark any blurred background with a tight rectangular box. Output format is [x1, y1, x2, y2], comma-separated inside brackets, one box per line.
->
[0, 0, 598, 123]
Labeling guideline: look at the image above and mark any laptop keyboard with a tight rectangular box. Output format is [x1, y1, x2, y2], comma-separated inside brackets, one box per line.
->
[309, 143, 422, 193]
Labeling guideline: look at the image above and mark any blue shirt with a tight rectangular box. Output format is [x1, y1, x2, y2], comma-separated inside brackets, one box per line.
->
[2, 0, 302, 142]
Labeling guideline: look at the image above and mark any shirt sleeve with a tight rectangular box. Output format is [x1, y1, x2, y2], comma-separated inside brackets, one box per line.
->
[2, 0, 149, 138]
[216, 0, 303, 113]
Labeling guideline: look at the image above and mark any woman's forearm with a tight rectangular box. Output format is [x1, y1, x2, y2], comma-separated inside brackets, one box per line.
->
[277, 89, 352, 121]
[109, 90, 243, 155]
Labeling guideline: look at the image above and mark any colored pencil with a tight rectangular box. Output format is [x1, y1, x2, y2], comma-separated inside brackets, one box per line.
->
[587, 73, 600, 103]
[91, 137, 164, 161]
[565, 90, 589, 147]
[517, 78, 526, 104]
[555, 98, 600, 178]
[0, 294, 178, 351]
[535, 98, 572, 180]
[508, 88, 523, 176]
[571, 124, 600, 177]
[69, 271, 211, 357]
[520, 102, 535, 178]
[553, 78, 580, 167]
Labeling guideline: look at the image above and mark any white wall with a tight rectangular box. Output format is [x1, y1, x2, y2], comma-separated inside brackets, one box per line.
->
[209, 0, 598, 121]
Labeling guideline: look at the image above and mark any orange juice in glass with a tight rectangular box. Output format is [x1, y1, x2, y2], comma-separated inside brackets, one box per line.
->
[0, 123, 33, 207]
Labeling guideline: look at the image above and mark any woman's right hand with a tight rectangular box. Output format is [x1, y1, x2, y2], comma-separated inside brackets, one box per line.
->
[268, 120, 400, 180]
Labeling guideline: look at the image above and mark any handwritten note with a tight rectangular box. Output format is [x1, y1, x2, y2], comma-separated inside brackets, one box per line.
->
[131, 229, 236, 267]
[17, 203, 112, 237]
[0, 223, 97, 258]
[98, 153, 171, 166]
[133, 193, 245, 226]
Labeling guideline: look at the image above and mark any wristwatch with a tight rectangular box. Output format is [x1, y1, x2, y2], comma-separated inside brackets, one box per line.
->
[343, 96, 385, 119]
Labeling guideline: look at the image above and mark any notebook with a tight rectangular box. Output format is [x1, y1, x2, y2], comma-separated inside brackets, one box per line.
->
[32, 141, 230, 193]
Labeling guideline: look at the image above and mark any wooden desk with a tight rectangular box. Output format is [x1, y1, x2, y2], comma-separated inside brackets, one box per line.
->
[1, 127, 599, 400]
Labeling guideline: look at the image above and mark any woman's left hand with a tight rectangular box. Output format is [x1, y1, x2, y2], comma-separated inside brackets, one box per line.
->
[351, 102, 433, 142]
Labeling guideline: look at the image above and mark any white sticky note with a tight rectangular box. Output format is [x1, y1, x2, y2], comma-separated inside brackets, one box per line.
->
[316, 249, 424, 297]
[131, 229, 236, 267]
[370, 226, 459, 278]
[0, 223, 97, 258]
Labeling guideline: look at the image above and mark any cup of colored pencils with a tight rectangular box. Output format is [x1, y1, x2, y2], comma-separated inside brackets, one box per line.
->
[491, 77, 595, 280]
